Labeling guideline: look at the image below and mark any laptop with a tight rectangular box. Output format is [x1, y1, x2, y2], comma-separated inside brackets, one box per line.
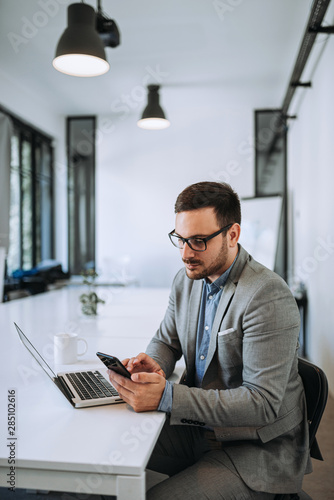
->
[14, 323, 124, 408]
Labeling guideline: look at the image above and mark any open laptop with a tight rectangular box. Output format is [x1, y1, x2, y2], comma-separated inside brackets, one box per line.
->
[14, 323, 124, 408]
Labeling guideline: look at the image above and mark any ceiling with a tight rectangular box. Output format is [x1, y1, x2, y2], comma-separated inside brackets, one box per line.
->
[0, 1, 316, 119]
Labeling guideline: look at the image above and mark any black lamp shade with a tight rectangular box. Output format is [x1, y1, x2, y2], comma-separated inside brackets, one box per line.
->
[53, 3, 109, 77]
[138, 85, 170, 129]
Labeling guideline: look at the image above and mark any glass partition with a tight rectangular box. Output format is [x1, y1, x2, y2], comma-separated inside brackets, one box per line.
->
[67, 116, 96, 276]
[254, 109, 287, 280]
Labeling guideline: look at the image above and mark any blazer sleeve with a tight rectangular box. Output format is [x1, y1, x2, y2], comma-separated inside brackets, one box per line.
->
[170, 276, 301, 430]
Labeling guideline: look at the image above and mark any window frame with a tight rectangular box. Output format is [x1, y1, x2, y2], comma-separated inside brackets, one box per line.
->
[5, 109, 55, 275]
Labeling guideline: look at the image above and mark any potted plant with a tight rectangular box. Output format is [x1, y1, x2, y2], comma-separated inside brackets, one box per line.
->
[79, 269, 105, 315]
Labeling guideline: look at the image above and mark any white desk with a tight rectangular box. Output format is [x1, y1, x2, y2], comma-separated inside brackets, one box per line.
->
[0, 286, 178, 499]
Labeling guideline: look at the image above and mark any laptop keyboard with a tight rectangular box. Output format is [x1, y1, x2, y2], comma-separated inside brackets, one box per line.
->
[66, 370, 120, 400]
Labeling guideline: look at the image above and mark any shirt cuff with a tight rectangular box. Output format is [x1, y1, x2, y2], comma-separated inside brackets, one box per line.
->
[157, 380, 174, 413]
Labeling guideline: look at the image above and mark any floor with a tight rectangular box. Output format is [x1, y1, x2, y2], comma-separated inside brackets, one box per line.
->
[302, 392, 334, 499]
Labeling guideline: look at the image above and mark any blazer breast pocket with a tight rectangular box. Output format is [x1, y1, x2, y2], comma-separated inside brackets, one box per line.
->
[217, 328, 243, 372]
[218, 328, 235, 337]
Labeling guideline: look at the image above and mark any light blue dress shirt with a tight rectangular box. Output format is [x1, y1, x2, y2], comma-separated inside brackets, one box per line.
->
[158, 256, 237, 413]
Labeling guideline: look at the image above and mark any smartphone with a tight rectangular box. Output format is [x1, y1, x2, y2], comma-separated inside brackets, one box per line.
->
[96, 352, 132, 379]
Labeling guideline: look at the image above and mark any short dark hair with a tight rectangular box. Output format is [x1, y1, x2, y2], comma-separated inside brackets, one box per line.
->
[174, 181, 241, 227]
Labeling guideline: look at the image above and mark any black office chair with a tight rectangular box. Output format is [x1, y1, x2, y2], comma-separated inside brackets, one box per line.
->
[274, 357, 329, 500]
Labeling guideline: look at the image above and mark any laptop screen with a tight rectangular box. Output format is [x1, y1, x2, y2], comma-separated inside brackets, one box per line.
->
[14, 323, 57, 381]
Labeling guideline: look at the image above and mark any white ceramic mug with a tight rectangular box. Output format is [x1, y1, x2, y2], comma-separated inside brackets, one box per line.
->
[54, 333, 88, 364]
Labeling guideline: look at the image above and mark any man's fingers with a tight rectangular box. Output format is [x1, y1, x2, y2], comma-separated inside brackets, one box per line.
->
[109, 368, 162, 386]
[131, 352, 147, 365]
[109, 369, 166, 412]
[126, 353, 145, 370]
[131, 372, 162, 384]
[114, 353, 165, 380]
[108, 370, 133, 391]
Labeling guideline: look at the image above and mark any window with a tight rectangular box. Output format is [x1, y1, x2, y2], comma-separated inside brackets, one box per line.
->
[7, 120, 54, 275]
[67, 116, 96, 275]
[254, 109, 287, 280]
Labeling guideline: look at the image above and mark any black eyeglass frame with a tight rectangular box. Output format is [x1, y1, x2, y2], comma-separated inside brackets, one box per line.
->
[168, 223, 234, 252]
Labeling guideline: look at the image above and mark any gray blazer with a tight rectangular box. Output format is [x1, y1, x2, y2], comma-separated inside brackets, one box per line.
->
[146, 245, 311, 494]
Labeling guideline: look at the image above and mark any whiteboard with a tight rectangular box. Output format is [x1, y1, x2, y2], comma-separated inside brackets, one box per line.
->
[239, 196, 282, 271]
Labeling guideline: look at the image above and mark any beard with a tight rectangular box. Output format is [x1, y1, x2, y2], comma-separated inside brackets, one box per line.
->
[183, 238, 229, 282]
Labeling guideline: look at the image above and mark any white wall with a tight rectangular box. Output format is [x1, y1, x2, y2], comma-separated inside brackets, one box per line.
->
[96, 85, 258, 287]
[288, 36, 334, 395]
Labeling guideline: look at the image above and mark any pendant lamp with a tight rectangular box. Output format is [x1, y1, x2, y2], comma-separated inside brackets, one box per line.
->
[53, 3, 109, 77]
[137, 85, 170, 130]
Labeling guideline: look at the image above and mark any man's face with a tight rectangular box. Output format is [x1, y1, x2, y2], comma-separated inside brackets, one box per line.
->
[174, 207, 236, 283]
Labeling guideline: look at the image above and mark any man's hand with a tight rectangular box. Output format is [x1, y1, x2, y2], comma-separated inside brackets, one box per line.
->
[122, 353, 166, 378]
[108, 370, 166, 412]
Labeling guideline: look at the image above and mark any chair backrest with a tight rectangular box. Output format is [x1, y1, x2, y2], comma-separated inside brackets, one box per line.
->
[298, 357, 328, 460]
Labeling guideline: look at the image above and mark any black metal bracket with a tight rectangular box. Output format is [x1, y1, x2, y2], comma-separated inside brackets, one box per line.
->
[291, 82, 312, 88]
[309, 25, 334, 34]
[281, 0, 331, 116]
[282, 114, 297, 121]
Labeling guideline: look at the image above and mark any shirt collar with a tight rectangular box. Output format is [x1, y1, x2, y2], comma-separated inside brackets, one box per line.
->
[204, 251, 239, 294]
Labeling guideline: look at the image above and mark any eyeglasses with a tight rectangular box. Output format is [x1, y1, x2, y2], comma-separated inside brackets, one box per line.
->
[168, 223, 233, 252]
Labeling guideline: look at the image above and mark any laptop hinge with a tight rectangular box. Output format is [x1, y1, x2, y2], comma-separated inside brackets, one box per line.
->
[55, 376, 75, 406]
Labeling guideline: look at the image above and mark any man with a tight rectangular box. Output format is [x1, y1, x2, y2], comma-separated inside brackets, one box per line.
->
[108, 181, 310, 499]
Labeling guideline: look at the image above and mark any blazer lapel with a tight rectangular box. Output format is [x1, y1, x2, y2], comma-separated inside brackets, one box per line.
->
[204, 245, 249, 374]
[186, 279, 203, 374]
[205, 279, 236, 371]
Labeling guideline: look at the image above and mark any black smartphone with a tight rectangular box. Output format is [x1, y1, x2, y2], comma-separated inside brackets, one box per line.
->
[96, 352, 132, 379]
